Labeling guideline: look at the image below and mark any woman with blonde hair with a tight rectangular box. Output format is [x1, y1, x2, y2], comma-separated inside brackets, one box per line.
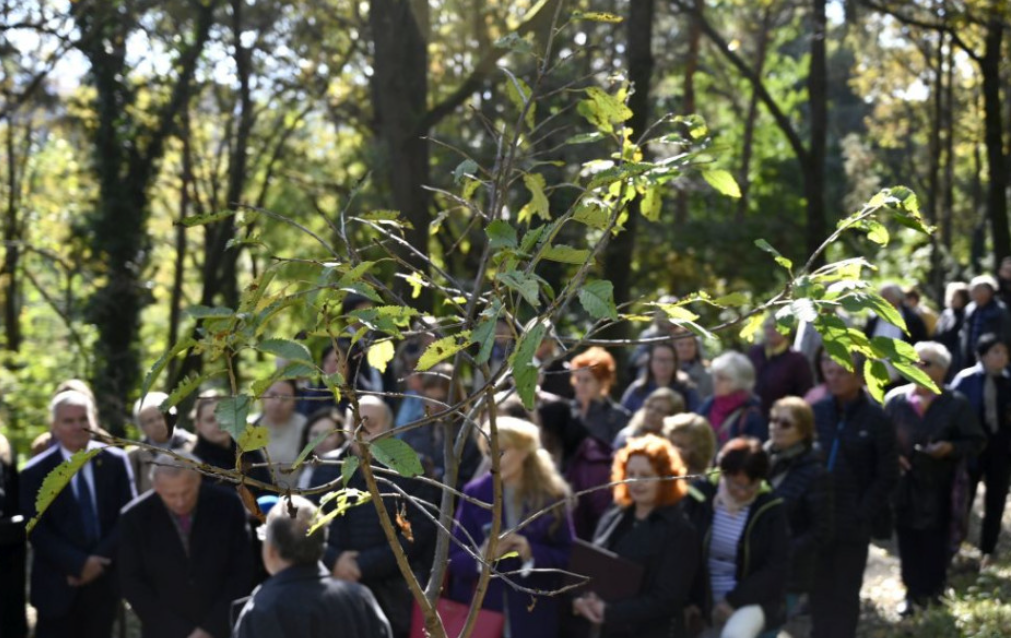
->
[448, 417, 574, 638]
[664, 413, 717, 477]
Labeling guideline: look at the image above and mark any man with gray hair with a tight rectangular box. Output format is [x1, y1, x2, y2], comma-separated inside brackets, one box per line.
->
[119, 452, 253, 638]
[128, 392, 196, 494]
[19, 389, 136, 638]
[232, 495, 391, 638]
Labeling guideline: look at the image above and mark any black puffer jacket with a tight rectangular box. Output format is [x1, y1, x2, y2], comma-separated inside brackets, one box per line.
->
[684, 478, 790, 629]
[765, 443, 833, 593]
[812, 392, 898, 542]
[884, 386, 986, 530]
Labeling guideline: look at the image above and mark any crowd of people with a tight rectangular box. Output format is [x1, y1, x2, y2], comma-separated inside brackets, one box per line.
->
[0, 275, 1009, 638]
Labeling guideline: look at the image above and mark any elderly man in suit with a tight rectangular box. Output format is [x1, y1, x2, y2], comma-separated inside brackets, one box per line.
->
[19, 389, 136, 638]
[119, 451, 253, 638]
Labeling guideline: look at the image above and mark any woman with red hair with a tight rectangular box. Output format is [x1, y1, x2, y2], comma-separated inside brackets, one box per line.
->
[573, 435, 700, 638]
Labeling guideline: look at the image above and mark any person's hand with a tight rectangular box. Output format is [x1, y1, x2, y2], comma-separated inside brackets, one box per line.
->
[684, 605, 704, 634]
[333, 551, 361, 582]
[499, 534, 532, 561]
[186, 628, 213, 638]
[922, 441, 953, 459]
[72, 555, 111, 586]
[898, 455, 911, 473]
[573, 593, 605, 624]
[712, 600, 735, 625]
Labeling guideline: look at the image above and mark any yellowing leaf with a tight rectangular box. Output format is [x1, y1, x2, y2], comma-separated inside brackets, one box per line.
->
[640, 185, 662, 221]
[416, 333, 471, 371]
[237, 425, 269, 452]
[702, 170, 742, 198]
[519, 173, 550, 224]
[367, 340, 396, 374]
[577, 87, 633, 134]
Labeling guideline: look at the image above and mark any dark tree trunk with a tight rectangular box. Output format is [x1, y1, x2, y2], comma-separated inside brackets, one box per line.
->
[736, 8, 772, 222]
[371, 0, 432, 311]
[806, 0, 828, 259]
[981, 18, 1009, 263]
[676, 0, 702, 226]
[601, 0, 653, 366]
[76, 1, 217, 432]
[167, 112, 193, 387]
[2, 115, 22, 352]
[941, 35, 955, 252]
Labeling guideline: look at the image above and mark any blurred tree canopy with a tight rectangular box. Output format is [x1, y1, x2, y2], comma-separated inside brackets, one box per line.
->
[0, 0, 1008, 449]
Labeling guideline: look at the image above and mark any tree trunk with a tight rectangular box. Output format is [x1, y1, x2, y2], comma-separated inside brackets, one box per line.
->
[676, 0, 702, 225]
[2, 115, 22, 352]
[941, 33, 955, 252]
[806, 0, 828, 259]
[167, 112, 193, 387]
[371, 0, 432, 311]
[736, 8, 772, 222]
[601, 0, 654, 366]
[981, 17, 1009, 263]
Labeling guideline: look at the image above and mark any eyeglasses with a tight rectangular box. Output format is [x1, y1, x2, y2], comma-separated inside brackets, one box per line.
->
[769, 417, 794, 429]
[914, 360, 936, 368]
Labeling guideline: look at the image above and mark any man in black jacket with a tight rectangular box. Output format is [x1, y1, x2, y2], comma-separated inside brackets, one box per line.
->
[0, 431, 27, 638]
[233, 495, 391, 638]
[119, 452, 253, 638]
[810, 354, 898, 638]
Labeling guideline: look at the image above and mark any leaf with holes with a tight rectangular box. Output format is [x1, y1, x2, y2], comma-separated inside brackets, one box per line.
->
[640, 185, 662, 221]
[371, 438, 424, 478]
[237, 425, 269, 452]
[416, 333, 471, 372]
[579, 280, 618, 321]
[27, 448, 101, 535]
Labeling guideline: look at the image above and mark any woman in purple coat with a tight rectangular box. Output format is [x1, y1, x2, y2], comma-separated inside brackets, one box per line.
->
[448, 417, 574, 638]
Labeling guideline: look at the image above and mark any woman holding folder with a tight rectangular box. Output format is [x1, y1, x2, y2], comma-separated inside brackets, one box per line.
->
[573, 435, 700, 638]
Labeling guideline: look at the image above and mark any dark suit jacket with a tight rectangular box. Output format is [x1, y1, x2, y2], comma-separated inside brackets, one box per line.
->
[233, 563, 392, 638]
[119, 483, 253, 638]
[19, 443, 135, 618]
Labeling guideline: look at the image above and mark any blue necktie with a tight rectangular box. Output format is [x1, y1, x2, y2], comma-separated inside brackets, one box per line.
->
[76, 471, 100, 544]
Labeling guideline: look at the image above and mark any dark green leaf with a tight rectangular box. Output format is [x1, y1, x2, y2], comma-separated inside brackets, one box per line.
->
[486, 220, 518, 250]
[293, 430, 335, 470]
[565, 132, 605, 145]
[258, 338, 313, 364]
[472, 316, 499, 366]
[370, 438, 424, 478]
[497, 270, 540, 307]
[493, 32, 533, 54]
[839, 293, 907, 334]
[179, 209, 236, 227]
[510, 320, 548, 409]
[187, 305, 235, 319]
[540, 245, 590, 265]
[216, 395, 252, 441]
[754, 239, 793, 270]
[579, 280, 618, 320]
[342, 456, 359, 487]
[453, 159, 479, 185]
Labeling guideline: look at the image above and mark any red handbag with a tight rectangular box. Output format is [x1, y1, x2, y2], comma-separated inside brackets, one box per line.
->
[409, 595, 505, 638]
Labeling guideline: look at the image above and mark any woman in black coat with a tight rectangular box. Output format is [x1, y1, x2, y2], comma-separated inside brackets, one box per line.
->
[766, 397, 833, 615]
[683, 437, 790, 638]
[573, 435, 700, 638]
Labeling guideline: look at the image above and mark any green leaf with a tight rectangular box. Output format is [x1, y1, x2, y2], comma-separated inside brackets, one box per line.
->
[519, 173, 550, 224]
[161, 371, 221, 410]
[565, 132, 605, 145]
[577, 86, 633, 134]
[293, 430, 335, 470]
[540, 245, 591, 265]
[141, 337, 197, 402]
[323, 372, 344, 405]
[237, 425, 269, 452]
[472, 316, 499, 365]
[712, 292, 749, 307]
[503, 71, 536, 130]
[838, 293, 907, 334]
[486, 220, 518, 250]
[341, 455, 359, 487]
[814, 315, 854, 370]
[493, 32, 534, 55]
[258, 338, 313, 364]
[893, 361, 939, 393]
[179, 209, 236, 227]
[27, 448, 101, 535]
[510, 320, 548, 409]
[252, 361, 317, 398]
[579, 280, 619, 320]
[640, 185, 662, 221]
[416, 333, 472, 372]
[863, 359, 891, 405]
[309, 488, 371, 536]
[497, 270, 540, 307]
[573, 200, 609, 229]
[865, 220, 890, 245]
[367, 340, 396, 374]
[519, 226, 546, 254]
[215, 395, 252, 441]
[187, 305, 235, 319]
[370, 438, 424, 478]
[754, 239, 793, 270]
[701, 170, 742, 199]
[453, 159, 479, 185]
[573, 10, 623, 22]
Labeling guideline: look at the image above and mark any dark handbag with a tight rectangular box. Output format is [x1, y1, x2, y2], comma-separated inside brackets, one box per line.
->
[409, 596, 505, 638]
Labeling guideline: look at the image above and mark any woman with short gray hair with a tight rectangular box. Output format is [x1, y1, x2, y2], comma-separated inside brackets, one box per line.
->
[698, 352, 767, 446]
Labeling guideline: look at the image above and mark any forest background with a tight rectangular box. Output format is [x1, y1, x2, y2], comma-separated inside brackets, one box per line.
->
[1, 0, 1009, 450]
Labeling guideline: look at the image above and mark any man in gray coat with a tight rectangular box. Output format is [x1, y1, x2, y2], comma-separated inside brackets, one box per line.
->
[232, 496, 391, 638]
